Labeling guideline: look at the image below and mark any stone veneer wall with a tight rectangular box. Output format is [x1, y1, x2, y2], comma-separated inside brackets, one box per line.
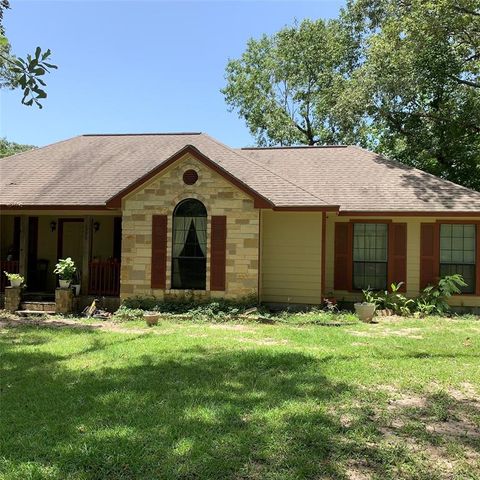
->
[120, 154, 259, 300]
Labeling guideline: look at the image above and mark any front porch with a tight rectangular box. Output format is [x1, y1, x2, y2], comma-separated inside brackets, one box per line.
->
[0, 213, 122, 303]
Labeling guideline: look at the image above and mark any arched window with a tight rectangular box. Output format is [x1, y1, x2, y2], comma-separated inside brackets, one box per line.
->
[171, 198, 207, 289]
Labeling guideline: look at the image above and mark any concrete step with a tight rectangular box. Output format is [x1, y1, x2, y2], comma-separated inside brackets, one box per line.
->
[20, 301, 56, 312]
[16, 310, 55, 316]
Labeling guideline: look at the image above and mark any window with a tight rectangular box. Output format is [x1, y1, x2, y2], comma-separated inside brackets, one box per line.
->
[440, 224, 476, 294]
[171, 199, 207, 289]
[353, 223, 388, 290]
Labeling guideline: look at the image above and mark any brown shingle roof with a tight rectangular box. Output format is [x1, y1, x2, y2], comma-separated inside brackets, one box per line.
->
[1, 133, 479, 213]
[239, 145, 480, 213]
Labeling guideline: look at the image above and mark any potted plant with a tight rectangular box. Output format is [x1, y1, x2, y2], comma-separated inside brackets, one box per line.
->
[144, 311, 160, 326]
[54, 257, 76, 288]
[354, 289, 377, 323]
[3, 271, 24, 288]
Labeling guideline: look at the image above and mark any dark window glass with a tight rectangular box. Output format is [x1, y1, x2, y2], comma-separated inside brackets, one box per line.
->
[353, 223, 388, 290]
[440, 224, 476, 294]
[171, 199, 207, 290]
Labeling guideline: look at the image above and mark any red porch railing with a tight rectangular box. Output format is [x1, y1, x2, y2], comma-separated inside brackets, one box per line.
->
[1, 260, 20, 293]
[88, 260, 120, 297]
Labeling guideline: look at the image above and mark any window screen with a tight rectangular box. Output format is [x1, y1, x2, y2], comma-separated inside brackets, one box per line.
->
[440, 224, 476, 294]
[353, 223, 388, 290]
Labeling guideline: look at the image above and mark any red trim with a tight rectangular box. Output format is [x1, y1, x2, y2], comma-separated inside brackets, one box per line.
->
[321, 212, 326, 300]
[272, 206, 339, 212]
[340, 211, 480, 217]
[349, 218, 393, 223]
[435, 220, 480, 224]
[1, 205, 111, 211]
[57, 218, 84, 260]
[106, 144, 274, 209]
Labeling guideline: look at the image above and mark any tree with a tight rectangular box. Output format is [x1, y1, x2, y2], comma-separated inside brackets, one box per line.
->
[343, 0, 480, 190]
[0, 137, 36, 158]
[0, 0, 57, 108]
[223, 1, 480, 190]
[222, 19, 366, 146]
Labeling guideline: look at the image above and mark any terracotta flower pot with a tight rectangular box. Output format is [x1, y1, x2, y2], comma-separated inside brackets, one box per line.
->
[354, 303, 376, 323]
[144, 313, 160, 327]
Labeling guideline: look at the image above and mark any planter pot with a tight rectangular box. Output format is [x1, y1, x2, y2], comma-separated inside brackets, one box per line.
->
[59, 279, 71, 288]
[72, 284, 81, 296]
[354, 303, 376, 323]
[9, 278, 22, 287]
[144, 313, 160, 327]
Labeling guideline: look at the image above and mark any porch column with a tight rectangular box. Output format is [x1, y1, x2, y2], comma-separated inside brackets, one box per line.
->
[81, 216, 93, 295]
[18, 216, 28, 278]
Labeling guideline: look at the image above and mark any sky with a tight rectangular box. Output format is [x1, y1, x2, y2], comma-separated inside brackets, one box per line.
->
[1, 0, 345, 147]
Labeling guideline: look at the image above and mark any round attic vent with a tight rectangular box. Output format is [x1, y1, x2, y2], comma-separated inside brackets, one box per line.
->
[183, 169, 198, 185]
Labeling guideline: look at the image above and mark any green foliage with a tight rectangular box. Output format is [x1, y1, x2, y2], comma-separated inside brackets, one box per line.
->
[53, 257, 76, 281]
[0, 137, 35, 158]
[363, 276, 468, 316]
[120, 295, 260, 320]
[224, 0, 480, 190]
[0, 1, 57, 108]
[222, 19, 366, 146]
[113, 305, 145, 322]
[417, 274, 467, 315]
[3, 271, 24, 283]
[342, 0, 480, 191]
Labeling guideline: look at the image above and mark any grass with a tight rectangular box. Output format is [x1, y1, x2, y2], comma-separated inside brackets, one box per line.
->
[0, 313, 479, 479]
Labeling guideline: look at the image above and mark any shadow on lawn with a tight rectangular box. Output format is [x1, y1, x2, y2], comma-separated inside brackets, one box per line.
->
[1, 331, 478, 479]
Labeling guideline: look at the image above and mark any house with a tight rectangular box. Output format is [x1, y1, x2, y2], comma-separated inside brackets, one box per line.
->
[1, 132, 480, 311]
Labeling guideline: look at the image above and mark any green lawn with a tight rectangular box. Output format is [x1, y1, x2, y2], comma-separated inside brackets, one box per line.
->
[1, 315, 479, 479]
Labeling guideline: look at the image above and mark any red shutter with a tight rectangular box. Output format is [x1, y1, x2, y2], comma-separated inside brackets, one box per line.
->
[151, 215, 167, 289]
[210, 216, 227, 291]
[334, 222, 352, 291]
[420, 223, 439, 289]
[388, 223, 407, 291]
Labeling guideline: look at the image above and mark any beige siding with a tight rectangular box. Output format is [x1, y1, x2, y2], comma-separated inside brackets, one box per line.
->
[325, 214, 480, 308]
[260, 211, 322, 304]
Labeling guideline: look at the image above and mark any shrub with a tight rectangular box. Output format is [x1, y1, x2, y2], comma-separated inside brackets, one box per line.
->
[3, 271, 24, 283]
[361, 275, 467, 317]
[416, 274, 467, 315]
[113, 305, 145, 322]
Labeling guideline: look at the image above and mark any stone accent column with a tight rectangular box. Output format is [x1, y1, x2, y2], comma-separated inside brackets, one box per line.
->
[55, 288, 73, 314]
[5, 286, 22, 313]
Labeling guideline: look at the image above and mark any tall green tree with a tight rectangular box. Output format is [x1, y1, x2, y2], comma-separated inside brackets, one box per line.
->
[223, 0, 480, 190]
[343, 0, 480, 190]
[0, 0, 57, 107]
[222, 19, 366, 146]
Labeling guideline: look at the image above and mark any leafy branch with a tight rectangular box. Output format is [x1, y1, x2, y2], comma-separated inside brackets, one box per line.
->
[0, 44, 57, 108]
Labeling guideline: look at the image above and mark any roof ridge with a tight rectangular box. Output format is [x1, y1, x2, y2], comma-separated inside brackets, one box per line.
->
[350, 145, 480, 196]
[223, 139, 336, 205]
[82, 132, 202, 136]
[240, 145, 348, 150]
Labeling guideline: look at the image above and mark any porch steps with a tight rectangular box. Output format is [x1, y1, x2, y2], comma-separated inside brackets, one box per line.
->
[16, 310, 55, 317]
[17, 301, 56, 315]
